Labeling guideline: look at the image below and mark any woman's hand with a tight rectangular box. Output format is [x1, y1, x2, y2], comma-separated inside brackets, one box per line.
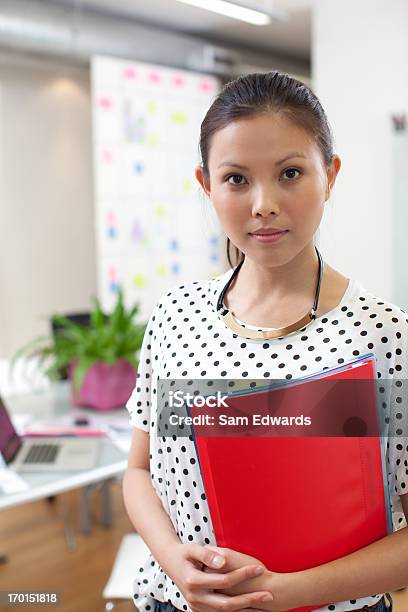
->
[204, 546, 300, 612]
[203, 546, 272, 599]
[159, 542, 275, 611]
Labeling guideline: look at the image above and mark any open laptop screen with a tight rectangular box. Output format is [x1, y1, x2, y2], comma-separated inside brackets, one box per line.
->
[0, 396, 22, 464]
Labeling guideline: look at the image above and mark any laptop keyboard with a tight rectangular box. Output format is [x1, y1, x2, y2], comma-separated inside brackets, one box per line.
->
[23, 444, 60, 464]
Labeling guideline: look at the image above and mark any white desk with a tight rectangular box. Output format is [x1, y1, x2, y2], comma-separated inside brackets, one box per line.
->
[0, 382, 130, 532]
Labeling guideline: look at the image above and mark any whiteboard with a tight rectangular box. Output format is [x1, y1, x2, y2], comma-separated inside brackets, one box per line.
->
[91, 56, 225, 319]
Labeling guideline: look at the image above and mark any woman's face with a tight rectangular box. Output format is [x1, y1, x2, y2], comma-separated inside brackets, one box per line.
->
[195, 112, 341, 267]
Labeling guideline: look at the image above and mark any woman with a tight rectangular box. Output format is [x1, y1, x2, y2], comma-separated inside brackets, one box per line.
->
[123, 71, 407, 612]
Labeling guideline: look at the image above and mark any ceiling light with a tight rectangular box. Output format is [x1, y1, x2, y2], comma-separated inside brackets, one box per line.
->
[174, 0, 273, 26]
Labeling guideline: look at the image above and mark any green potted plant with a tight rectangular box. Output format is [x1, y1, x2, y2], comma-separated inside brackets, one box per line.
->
[11, 288, 147, 410]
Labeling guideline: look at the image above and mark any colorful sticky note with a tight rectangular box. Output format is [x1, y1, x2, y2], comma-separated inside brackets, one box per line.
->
[170, 111, 188, 124]
[123, 67, 137, 80]
[148, 71, 161, 83]
[147, 100, 158, 113]
[198, 80, 214, 93]
[172, 75, 185, 87]
[131, 220, 144, 244]
[133, 161, 144, 175]
[154, 205, 166, 217]
[146, 133, 159, 145]
[123, 104, 146, 144]
[157, 263, 167, 277]
[133, 274, 147, 288]
[108, 266, 119, 293]
[107, 226, 117, 239]
[183, 178, 193, 193]
[102, 149, 112, 163]
[108, 266, 118, 280]
[98, 97, 112, 110]
[171, 262, 180, 275]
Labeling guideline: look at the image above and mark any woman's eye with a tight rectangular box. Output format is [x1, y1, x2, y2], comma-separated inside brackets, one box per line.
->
[282, 168, 302, 180]
[226, 174, 246, 186]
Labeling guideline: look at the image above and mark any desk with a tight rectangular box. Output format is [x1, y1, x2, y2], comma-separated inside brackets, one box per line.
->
[0, 382, 130, 533]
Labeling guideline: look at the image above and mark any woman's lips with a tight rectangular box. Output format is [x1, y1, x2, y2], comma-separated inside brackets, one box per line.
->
[249, 230, 289, 243]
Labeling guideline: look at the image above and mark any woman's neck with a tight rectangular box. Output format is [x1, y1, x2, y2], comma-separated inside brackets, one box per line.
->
[238, 244, 319, 301]
[224, 244, 348, 329]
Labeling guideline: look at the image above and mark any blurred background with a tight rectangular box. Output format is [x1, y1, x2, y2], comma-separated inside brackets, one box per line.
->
[0, 1, 407, 610]
[0, 0, 406, 361]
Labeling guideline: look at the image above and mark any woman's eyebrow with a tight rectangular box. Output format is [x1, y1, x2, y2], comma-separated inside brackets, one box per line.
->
[217, 153, 306, 170]
[217, 162, 249, 170]
[276, 153, 306, 165]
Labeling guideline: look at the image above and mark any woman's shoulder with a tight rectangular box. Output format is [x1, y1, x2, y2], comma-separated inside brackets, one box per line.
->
[152, 269, 234, 312]
[350, 279, 407, 315]
[346, 278, 408, 338]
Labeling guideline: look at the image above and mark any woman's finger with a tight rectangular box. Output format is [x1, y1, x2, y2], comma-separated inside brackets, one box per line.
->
[204, 544, 226, 555]
[186, 543, 226, 569]
[194, 589, 273, 611]
[185, 563, 264, 589]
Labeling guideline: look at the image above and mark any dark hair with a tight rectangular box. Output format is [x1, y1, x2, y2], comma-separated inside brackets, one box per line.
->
[198, 71, 335, 268]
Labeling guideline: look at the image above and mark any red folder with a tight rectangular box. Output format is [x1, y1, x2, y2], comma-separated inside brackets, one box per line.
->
[190, 354, 392, 612]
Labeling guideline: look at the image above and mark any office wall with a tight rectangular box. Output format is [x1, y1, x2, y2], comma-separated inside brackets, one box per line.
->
[312, 0, 408, 305]
[0, 53, 96, 358]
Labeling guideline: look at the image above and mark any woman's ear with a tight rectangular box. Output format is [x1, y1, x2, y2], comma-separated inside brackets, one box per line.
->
[325, 154, 341, 200]
[195, 165, 211, 197]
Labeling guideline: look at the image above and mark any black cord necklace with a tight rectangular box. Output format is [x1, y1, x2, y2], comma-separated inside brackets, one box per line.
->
[216, 246, 324, 340]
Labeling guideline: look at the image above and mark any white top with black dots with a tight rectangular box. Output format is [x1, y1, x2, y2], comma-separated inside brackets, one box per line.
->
[126, 268, 408, 612]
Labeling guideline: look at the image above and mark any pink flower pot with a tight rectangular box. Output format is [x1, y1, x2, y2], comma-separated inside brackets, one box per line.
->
[68, 359, 137, 410]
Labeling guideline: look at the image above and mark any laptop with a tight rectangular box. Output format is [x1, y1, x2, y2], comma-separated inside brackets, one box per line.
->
[0, 394, 100, 472]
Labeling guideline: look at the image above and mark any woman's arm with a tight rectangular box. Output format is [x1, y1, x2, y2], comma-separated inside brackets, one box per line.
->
[209, 493, 408, 611]
[296, 527, 408, 608]
[122, 427, 275, 611]
[122, 427, 180, 558]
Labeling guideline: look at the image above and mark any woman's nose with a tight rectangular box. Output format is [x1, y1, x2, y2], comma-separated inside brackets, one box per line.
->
[251, 187, 280, 216]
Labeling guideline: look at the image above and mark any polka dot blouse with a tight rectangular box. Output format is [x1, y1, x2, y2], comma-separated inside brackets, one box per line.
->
[126, 267, 408, 612]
